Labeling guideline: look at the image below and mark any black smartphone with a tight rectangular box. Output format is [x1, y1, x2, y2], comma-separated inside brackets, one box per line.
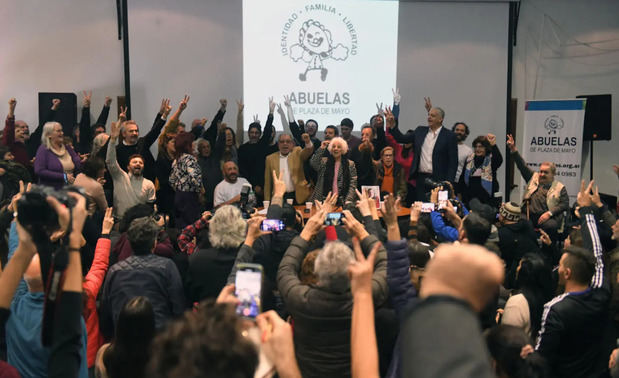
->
[235, 263, 263, 319]
[325, 212, 344, 226]
[260, 219, 285, 232]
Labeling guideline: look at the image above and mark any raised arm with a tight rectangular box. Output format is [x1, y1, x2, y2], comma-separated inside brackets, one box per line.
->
[106, 110, 126, 177]
[203, 99, 227, 145]
[577, 181, 605, 289]
[83, 208, 113, 299]
[236, 100, 244, 145]
[278, 210, 326, 306]
[77, 91, 92, 153]
[507, 134, 534, 182]
[349, 238, 381, 378]
[28, 98, 60, 155]
[341, 211, 388, 306]
[310, 144, 328, 171]
[300, 133, 314, 161]
[143, 98, 172, 148]
[276, 102, 289, 135]
[392, 88, 401, 119]
[488, 135, 503, 171]
[94, 96, 112, 128]
[284, 95, 303, 145]
[385, 107, 414, 144]
[3, 98, 16, 147]
[177, 212, 210, 256]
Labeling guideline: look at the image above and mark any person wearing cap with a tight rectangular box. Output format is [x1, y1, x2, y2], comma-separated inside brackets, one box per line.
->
[507, 134, 569, 239]
[497, 202, 541, 286]
[340, 117, 361, 152]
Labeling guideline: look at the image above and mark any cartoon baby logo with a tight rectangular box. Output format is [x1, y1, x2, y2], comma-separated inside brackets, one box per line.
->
[544, 115, 564, 135]
[289, 19, 350, 81]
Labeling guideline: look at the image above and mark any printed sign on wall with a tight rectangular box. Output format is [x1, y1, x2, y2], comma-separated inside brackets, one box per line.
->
[243, 0, 399, 129]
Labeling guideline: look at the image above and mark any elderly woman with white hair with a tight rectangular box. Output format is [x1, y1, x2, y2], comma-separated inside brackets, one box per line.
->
[310, 136, 358, 206]
[184, 205, 247, 302]
[34, 121, 81, 189]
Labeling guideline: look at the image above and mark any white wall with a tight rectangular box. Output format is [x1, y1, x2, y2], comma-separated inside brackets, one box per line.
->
[0, 0, 124, 128]
[126, 0, 510, 186]
[128, 0, 243, 130]
[397, 2, 509, 193]
[2, 1, 514, 198]
[512, 0, 619, 200]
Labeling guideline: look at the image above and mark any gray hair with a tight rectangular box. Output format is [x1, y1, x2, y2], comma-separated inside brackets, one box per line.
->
[433, 107, 445, 120]
[195, 137, 209, 155]
[278, 133, 294, 143]
[209, 205, 247, 249]
[327, 136, 349, 155]
[41, 121, 62, 149]
[120, 120, 137, 135]
[314, 241, 354, 292]
[127, 217, 160, 255]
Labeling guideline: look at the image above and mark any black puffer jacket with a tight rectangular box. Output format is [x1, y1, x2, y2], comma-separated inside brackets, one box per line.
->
[498, 219, 540, 288]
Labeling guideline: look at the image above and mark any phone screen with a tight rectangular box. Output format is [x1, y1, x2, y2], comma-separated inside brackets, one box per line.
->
[421, 202, 435, 213]
[325, 212, 344, 226]
[260, 219, 285, 232]
[235, 265, 262, 319]
[438, 190, 449, 209]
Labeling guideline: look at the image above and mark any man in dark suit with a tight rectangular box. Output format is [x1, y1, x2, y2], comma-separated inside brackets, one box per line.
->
[385, 106, 458, 201]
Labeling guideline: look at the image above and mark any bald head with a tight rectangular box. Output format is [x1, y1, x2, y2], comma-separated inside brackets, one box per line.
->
[420, 243, 504, 312]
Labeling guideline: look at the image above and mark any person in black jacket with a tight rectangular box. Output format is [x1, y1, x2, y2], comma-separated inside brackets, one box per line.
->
[277, 206, 388, 378]
[227, 170, 301, 313]
[237, 100, 275, 200]
[497, 202, 542, 288]
[74, 91, 111, 155]
[185, 205, 245, 303]
[534, 180, 612, 378]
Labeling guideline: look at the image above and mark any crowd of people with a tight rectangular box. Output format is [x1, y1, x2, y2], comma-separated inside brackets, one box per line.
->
[0, 90, 617, 378]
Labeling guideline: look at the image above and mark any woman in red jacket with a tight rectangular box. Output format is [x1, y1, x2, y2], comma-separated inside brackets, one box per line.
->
[83, 207, 114, 370]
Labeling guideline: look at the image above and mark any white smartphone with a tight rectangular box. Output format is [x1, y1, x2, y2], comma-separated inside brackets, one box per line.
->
[235, 263, 263, 319]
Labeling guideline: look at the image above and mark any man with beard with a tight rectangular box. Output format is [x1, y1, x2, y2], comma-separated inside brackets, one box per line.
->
[237, 99, 275, 199]
[535, 181, 612, 378]
[507, 134, 569, 240]
[452, 122, 472, 183]
[213, 160, 251, 208]
[107, 119, 155, 218]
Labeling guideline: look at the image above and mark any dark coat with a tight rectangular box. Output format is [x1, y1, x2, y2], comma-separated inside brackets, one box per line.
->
[389, 125, 458, 183]
[277, 235, 388, 378]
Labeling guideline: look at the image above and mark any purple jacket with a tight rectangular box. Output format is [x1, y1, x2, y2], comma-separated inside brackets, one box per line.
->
[34, 144, 81, 189]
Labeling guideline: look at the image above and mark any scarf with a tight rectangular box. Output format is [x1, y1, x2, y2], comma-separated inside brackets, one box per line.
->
[463, 153, 493, 195]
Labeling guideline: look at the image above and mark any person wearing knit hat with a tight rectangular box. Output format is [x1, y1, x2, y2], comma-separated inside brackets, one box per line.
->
[497, 201, 541, 288]
[499, 202, 521, 223]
